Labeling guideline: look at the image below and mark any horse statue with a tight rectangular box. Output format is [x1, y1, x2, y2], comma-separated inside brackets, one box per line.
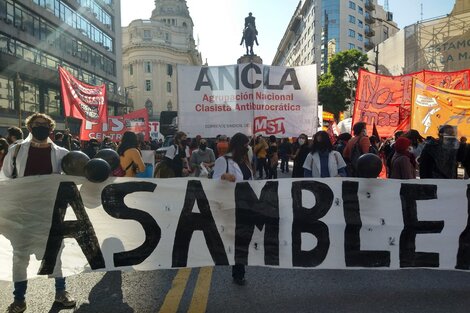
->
[240, 23, 258, 55]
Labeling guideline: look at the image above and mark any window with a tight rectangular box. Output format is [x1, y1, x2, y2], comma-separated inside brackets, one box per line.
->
[349, 15, 355, 24]
[143, 30, 151, 40]
[358, 46, 363, 51]
[144, 61, 152, 73]
[166, 82, 171, 93]
[167, 64, 173, 76]
[358, 20, 363, 28]
[349, 43, 356, 49]
[358, 34, 363, 41]
[349, 29, 355, 37]
[145, 80, 152, 91]
[383, 26, 389, 39]
[349, 1, 356, 9]
[358, 6, 363, 15]
[129, 64, 133, 76]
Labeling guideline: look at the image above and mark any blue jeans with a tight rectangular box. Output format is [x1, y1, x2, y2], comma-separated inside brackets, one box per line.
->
[14, 278, 66, 301]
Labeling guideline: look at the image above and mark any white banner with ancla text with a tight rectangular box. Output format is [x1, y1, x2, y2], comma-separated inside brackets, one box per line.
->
[177, 64, 318, 138]
[1, 175, 470, 282]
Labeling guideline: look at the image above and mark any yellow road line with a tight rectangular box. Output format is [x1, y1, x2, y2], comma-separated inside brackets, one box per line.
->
[158, 268, 192, 313]
[187, 267, 214, 313]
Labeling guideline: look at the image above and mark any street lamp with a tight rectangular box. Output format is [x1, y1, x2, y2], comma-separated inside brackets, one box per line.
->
[124, 85, 137, 114]
[14, 73, 22, 128]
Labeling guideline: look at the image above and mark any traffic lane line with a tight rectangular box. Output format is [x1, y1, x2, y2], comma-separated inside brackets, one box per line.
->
[158, 268, 192, 313]
[188, 267, 213, 313]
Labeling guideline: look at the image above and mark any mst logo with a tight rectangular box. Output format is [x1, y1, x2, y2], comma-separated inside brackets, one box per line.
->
[254, 116, 286, 135]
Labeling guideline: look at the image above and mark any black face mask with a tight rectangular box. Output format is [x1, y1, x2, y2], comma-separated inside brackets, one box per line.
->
[6, 136, 13, 144]
[199, 144, 207, 151]
[31, 126, 50, 141]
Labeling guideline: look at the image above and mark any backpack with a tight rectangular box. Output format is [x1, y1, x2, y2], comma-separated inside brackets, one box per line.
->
[346, 140, 363, 177]
[112, 161, 134, 177]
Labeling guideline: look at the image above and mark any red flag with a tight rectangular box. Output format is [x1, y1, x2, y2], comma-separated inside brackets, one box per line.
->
[326, 123, 336, 144]
[59, 66, 108, 124]
[80, 108, 150, 142]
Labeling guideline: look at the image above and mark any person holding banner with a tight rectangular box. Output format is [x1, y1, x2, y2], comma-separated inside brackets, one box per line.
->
[389, 137, 416, 179]
[1, 113, 75, 313]
[291, 133, 310, 178]
[303, 131, 347, 178]
[212, 132, 253, 286]
[117, 131, 145, 177]
[419, 125, 461, 179]
[164, 131, 191, 177]
[190, 138, 215, 177]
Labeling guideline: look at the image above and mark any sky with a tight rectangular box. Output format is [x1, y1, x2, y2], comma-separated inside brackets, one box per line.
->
[120, 0, 456, 66]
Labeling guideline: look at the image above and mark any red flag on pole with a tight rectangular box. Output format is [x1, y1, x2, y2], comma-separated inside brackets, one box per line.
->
[59, 66, 108, 124]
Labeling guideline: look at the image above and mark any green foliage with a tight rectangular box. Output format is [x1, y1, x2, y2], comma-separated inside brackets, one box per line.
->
[317, 49, 368, 117]
[318, 73, 348, 115]
[329, 49, 368, 84]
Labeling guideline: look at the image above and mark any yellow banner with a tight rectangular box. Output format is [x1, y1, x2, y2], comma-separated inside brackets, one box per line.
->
[411, 78, 470, 138]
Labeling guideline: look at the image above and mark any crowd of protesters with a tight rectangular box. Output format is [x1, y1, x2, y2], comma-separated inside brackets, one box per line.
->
[1, 112, 470, 308]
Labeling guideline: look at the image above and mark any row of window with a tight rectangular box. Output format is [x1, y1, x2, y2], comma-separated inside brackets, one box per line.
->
[129, 63, 173, 76]
[348, 15, 364, 28]
[0, 1, 115, 76]
[348, 43, 363, 51]
[348, 29, 363, 42]
[144, 80, 172, 93]
[349, 1, 364, 15]
[31, 0, 114, 52]
[75, 0, 113, 30]
[0, 32, 116, 94]
[0, 76, 61, 116]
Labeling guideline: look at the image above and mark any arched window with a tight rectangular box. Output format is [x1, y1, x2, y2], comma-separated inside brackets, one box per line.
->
[145, 99, 153, 116]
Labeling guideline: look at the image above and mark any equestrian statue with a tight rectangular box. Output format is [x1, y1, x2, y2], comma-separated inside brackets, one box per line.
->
[240, 12, 259, 55]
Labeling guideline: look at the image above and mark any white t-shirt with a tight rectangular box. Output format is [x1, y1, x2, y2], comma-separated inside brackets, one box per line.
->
[165, 145, 190, 160]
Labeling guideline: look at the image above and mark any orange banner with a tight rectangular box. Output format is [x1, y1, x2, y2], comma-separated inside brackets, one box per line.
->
[411, 78, 470, 139]
[353, 69, 470, 138]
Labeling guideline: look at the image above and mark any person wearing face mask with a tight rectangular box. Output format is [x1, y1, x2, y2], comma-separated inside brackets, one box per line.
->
[190, 138, 216, 177]
[291, 133, 310, 178]
[212, 132, 253, 286]
[303, 131, 347, 178]
[419, 125, 462, 179]
[164, 131, 191, 177]
[6, 126, 24, 145]
[390, 137, 416, 179]
[1, 113, 75, 313]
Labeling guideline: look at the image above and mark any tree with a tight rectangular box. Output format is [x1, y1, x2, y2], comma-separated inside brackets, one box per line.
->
[318, 72, 348, 115]
[329, 49, 368, 84]
[318, 49, 368, 117]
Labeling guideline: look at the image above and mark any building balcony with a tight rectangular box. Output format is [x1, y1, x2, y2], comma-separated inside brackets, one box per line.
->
[365, 28, 375, 37]
[365, 0, 375, 11]
[364, 40, 375, 51]
[365, 15, 376, 24]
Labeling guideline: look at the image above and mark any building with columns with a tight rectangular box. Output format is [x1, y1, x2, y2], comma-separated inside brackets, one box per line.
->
[122, 0, 201, 121]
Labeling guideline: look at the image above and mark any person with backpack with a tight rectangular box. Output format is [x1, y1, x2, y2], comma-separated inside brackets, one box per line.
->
[1, 113, 75, 313]
[212, 132, 253, 286]
[117, 131, 145, 177]
[163, 131, 191, 177]
[342, 122, 371, 177]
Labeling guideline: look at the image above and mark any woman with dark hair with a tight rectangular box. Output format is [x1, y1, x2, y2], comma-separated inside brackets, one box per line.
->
[291, 133, 310, 178]
[212, 132, 253, 286]
[0, 137, 9, 170]
[267, 135, 279, 179]
[163, 131, 191, 177]
[303, 131, 347, 177]
[117, 131, 145, 177]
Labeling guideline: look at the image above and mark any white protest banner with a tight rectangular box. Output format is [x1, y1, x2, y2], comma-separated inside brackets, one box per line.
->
[177, 64, 318, 138]
[1, 175, 470, 282]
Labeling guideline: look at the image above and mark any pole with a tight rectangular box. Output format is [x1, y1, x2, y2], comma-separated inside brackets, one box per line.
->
[15, 73, 22, 128]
